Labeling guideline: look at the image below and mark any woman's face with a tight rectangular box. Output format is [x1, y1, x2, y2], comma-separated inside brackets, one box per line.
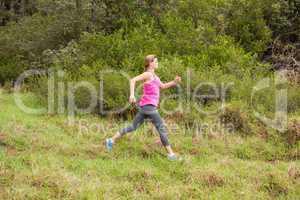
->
[150, 58, 158, 69]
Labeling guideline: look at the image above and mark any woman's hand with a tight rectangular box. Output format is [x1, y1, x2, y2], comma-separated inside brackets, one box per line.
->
[174, 75, 181, 84]
[129, 95, 136, 104]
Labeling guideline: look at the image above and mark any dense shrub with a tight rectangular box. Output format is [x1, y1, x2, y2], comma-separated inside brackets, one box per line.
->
[0, 13, 84, 83]
[219, 105, 251, 135]
[28, 20, 260, 115]
[262, 0, 300, 42]
[283, 119, 300, 146]
[0, 57, 25, 85]
[1, 0, 300, 131]
[224, 0, 272, 54]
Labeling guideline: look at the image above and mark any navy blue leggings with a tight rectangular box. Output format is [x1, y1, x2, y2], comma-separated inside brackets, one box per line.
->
[119, 104, 170, 146]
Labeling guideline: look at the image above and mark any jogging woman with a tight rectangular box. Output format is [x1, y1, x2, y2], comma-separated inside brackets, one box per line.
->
[105, 55, 181, 160]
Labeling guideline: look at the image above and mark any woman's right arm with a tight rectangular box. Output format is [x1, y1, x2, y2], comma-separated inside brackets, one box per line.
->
[129, 72, 152, 103]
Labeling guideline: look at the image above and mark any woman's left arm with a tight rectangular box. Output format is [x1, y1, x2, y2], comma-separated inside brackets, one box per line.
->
[160, 75, 181, 89]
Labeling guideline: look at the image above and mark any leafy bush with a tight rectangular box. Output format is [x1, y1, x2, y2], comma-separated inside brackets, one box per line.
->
[224, 0, 272, 54]
[2, 0, 292, 125]
[219, 105, 251, 135]
[0, 57, 26, 84]
[283, 119, 300, 146]
[262, 0, 300, 42]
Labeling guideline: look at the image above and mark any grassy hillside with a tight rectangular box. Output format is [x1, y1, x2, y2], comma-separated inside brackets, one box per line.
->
[0, 90, 299, 199]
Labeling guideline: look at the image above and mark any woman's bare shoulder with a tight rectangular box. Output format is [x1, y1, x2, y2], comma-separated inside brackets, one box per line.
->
[132, 71, 152, 81]
[143, 71, 153, 77]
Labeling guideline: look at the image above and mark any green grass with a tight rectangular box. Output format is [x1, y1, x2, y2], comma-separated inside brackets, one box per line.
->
[0, 91, 299, 200]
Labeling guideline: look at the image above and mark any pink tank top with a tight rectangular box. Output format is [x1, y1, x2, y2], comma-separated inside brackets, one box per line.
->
[139, 73, 161, 107]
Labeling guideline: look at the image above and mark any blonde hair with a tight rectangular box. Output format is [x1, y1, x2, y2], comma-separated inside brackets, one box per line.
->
[144, 54, 157, 71]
